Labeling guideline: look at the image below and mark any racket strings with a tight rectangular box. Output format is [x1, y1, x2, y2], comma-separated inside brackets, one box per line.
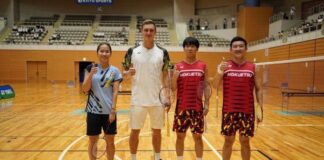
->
[92, 138, 107, 159]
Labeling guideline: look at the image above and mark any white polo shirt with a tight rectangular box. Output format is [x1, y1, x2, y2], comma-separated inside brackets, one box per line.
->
[126, 44, 169, 107]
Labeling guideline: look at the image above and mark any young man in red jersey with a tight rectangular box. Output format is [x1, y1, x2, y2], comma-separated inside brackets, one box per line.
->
[171, 37, 209, 160]
[215, 36, 263, 160]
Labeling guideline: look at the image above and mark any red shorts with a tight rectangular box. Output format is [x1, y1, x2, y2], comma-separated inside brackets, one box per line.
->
[221, 112, 255, 137]
[173, 109, 204, 134]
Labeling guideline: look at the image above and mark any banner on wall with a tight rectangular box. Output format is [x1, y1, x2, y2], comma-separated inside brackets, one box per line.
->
[0, 85, 15, 99]
[76, 0, 113, 5]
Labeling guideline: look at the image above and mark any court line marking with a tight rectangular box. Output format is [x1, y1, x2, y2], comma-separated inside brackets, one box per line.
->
[202, 135, 223, 160]
[114, 131, 152, 160]
[256, 150, 273, 160]
[58, 135, 86, 160]
[114, 131, 152, 145]
[58, 120, 129, 160]
[207, 124, 324, 127]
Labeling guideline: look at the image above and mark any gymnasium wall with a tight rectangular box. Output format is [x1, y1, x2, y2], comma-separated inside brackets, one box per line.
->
[195, 0, 243, 9]
[0, 49, 228, 82]
[237, 7, 273, 42]
[19, 0, 174, 22]
[173, 0, 195, 23]
[1, 37, 323, 87]
[1, 38, 323, 89]
[314, 38, 324, 92]
[247, 38, 324, 92]
[194, 0, 242, 28]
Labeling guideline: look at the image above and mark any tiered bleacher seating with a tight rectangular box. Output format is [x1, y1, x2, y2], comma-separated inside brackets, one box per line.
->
[136, 16, 168, 28]
[93, 15, 131, 45]
[191, 31, 230, 47]
[20, 15, 59, 26]
[1, 15, 178, 46]
[48, 29, 88, 45]
[61, 15, 95, 26]
[99, 15, 131, 27]
[93, 28, 129, 46]
[135, 29, 170, 46]
[4, 25, 47, 44]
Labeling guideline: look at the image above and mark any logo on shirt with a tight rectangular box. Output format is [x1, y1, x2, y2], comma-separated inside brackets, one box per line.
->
[227, 72, 253, 77]
[136, 51, 141, 54]
[180, 72, 203, 77]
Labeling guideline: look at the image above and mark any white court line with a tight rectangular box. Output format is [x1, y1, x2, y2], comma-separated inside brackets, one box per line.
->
[114, 131, 152, 145]
[58, 120, 129, 160]
[207, 124, 324, 127]
[58, 135, 86, 160]
[202, 135, 223, 160]
[114, 132, 152, 160]
[259, 124, 324, 127]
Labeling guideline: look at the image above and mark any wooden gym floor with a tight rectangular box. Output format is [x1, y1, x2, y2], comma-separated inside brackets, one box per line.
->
[0, 82, 323, 160]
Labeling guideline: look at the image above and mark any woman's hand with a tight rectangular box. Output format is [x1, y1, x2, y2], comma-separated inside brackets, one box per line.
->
[109, 111, 116, 123]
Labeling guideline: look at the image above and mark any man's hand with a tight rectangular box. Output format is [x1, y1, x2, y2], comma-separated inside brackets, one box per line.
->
[256, 103, 263, 123]
[173, 69, 180, 79]
[217, 61, 228, 74]
[164, 105, 171, 113]
[203, 106, 209, 116]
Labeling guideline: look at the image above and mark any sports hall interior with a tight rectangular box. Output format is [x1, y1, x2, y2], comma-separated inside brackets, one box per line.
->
[0, 0, 323, 159]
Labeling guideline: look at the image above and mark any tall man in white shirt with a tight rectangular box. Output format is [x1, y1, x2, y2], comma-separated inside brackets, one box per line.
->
[123, 19, 171, 160]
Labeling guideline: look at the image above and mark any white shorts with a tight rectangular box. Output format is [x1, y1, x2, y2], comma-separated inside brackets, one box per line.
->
[129, 106, 165, 129]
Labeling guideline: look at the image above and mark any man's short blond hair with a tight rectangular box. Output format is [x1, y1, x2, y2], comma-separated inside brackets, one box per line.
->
[141, 19, 156, 31]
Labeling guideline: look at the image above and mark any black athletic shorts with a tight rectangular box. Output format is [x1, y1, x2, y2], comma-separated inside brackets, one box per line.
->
[86, 112, 117, 136]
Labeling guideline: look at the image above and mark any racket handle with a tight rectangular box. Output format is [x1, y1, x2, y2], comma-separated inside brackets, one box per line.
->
[204, 116, 208, 133]
[166, 113, 170, 137]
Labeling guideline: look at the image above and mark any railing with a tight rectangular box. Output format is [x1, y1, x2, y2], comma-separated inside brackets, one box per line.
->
[249, 22, 323, 47]
[306, 2, 324, 18]
[270, 12, 288, 23]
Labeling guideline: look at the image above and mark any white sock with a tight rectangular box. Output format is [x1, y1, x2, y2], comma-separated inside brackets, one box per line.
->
[196, 157, 202, 160]
[154, 152, 160, 160]
[131, 154, 136, 160]
[177, 156, 184, 160]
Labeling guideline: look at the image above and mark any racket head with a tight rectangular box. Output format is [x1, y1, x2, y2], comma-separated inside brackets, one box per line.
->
[91, 121, 113, 159]
[159, 87, 175, 107]
[91, 136, 107, 159]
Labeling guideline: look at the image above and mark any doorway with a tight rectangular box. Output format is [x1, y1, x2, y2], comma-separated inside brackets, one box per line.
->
[75, 61, 92, 83]
[27, 61, 47, 82]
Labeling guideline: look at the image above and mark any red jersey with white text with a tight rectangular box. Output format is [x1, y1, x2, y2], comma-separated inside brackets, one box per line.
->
[222, 60, 255, 114]
[176, 60, 206, 112]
